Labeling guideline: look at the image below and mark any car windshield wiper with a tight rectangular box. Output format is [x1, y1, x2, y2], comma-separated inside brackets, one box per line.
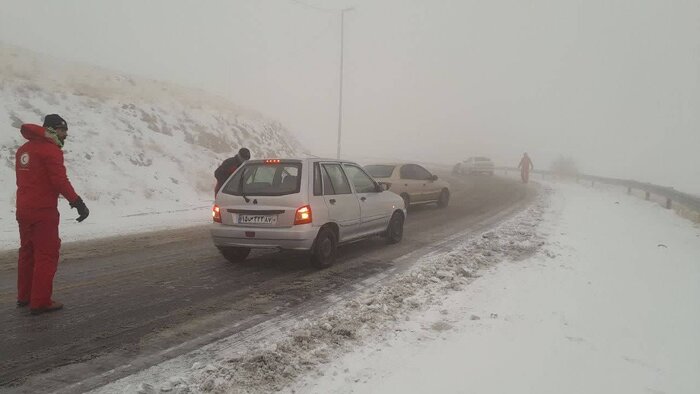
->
[238, 167, 251, 203]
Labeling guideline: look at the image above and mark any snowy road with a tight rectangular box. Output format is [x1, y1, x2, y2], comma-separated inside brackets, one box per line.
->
[0, 175, 534, 392]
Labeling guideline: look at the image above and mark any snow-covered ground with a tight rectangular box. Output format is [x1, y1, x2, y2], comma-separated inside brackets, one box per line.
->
[91, 183, 547, 394]
[89, 180, 700, 394]
[290, 181, 700, 394]
[0, 42, 304, 250]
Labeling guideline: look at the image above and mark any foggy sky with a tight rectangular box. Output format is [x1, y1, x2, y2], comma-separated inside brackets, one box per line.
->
[1, 0, 698, 191]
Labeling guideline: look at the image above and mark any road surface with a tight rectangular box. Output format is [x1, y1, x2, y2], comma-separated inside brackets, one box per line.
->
[0, 174, 534, 392]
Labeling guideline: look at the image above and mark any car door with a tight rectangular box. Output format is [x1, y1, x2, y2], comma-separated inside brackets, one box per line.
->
[319, 162, 361, 242]
[467, 158, 475, 174]
[399, 164, 425, 203]
[414, 165, 440, 201]
[343, 163, 390, 235]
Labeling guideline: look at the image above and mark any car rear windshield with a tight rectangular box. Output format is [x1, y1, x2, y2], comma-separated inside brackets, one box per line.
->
[364, 165, 395, 178]
[221, 162, 301, 196]
[475, 157, 491, 162]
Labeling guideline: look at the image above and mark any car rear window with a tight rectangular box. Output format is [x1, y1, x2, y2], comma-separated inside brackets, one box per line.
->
[365, 165, 395, 178]
[222, 162, 301, 196]
[475, 157, 491, 162]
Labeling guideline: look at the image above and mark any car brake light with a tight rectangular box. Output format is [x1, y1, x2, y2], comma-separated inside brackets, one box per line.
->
[294, 205, 312, 225]
[213, 204, 222, 223]
[265, 159, 281, 164]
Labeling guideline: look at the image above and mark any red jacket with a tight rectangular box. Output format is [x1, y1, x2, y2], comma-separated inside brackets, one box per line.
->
[15, 124, 80, 211]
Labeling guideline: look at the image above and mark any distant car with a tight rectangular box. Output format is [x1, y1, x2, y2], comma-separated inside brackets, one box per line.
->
[461, 157, 494, 175]
[211, 158, 406, 268]
[364, 163, 450, 209]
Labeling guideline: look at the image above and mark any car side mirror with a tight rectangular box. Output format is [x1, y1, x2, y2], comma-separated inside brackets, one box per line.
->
[431, 175, 438, 181]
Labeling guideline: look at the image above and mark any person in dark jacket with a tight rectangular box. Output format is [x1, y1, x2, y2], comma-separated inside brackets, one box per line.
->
[15, 114, 89, 315]
[214, 148, 251, 195]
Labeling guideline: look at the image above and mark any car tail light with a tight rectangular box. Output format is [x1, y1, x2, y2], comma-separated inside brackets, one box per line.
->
[294, 205, 312, 225]
[212, 204, 222, 223]
[265, 159, 281, 164]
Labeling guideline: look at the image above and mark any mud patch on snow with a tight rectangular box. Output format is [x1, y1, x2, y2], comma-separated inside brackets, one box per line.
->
[430, 321, 454, 332]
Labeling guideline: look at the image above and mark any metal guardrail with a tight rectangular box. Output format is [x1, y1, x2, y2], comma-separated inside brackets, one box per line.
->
[496, 167, 700, 213]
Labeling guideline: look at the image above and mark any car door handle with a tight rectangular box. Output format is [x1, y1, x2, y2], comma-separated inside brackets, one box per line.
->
[329, 199, 336, 205]
[360, 197, 367, 202]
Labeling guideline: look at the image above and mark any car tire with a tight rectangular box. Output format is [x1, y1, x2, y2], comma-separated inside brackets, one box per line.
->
[218, 246, 251, 263]
[385, 211, 404, 244]
[437, 189, 450, 208]
[400, 193, 411, 210]
[311, 228, 337, 269]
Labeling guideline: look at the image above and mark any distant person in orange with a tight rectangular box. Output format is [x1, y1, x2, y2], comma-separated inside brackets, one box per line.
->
[518, 153, 534, 183]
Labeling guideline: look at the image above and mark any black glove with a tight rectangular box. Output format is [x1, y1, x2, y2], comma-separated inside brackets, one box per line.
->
[70, 198, 90, 222]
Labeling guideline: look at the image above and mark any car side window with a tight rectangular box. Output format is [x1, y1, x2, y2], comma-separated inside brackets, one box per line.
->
[321, 165, 335, 195]
[343, 164, 377, 194]
[400, 164, 416, 180]
[321, 164, 352, 195]
[414, 165, 433, 181]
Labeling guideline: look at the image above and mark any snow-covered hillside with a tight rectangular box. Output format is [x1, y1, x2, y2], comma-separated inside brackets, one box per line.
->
[0, 42, 304, 248]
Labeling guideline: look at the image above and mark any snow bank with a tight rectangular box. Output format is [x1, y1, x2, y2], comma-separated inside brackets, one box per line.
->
[290, 181, 700, 394]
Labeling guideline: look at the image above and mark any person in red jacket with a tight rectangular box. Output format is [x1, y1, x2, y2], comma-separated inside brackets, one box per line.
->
[15, 114, 89, 315]
[518, 152, 534, 183]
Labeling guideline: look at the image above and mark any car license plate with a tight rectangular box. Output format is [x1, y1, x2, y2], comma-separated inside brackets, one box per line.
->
[238, 214, 277, 225]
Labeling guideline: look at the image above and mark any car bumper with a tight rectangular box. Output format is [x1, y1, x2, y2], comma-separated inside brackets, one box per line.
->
[210, 223, 319, 251]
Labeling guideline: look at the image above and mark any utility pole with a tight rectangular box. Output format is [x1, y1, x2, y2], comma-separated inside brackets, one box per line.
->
[336, 7, 354, 159]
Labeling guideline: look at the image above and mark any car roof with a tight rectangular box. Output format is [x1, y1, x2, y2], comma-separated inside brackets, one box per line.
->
[464, 156, 492, 161]
[246, 157, 363, 165]
[365, 162, 425, 167]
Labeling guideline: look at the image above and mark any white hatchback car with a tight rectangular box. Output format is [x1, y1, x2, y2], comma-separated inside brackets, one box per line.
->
[461, 157, 495, 175]
[211, 158, 406, 268]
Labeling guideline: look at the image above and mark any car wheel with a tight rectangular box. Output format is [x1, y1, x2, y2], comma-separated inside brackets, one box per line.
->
[437, 189, 450, 208]
[311, 228, 337, 268]
[385, 211, 404, 244]
[400, 193, 411, 210]
[218, 246, 251, 263]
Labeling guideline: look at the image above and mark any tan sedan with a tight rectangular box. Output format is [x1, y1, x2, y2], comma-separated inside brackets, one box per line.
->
[364, 163, 450, 208]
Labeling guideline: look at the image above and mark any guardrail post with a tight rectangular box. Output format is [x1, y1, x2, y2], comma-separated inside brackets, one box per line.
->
[666, 198, 672, 209]
[645, 191, 650, 200]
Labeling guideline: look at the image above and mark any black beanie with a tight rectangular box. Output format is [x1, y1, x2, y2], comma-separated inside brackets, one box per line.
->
[239, 148, 251, 160]
[43, 114, 68, 129]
